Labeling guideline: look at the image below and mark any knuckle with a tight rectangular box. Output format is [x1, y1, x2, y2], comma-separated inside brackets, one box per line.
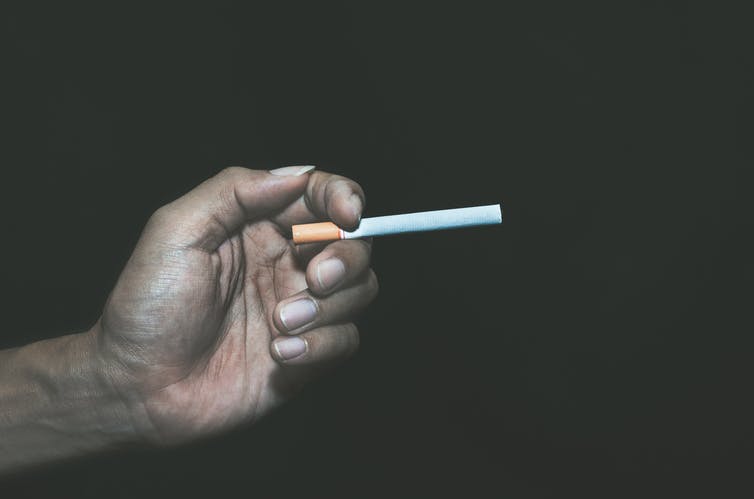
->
[218, 166, 247, 179]
[147, 204, 174, 227]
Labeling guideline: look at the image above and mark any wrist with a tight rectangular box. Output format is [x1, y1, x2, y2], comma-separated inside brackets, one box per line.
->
[0, 327, 146, 473]
[76, 325, 148, 446]
[86, 322, 157, 446]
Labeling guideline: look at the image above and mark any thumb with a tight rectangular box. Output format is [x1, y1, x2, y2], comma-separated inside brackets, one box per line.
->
[145, 165, 315, 251]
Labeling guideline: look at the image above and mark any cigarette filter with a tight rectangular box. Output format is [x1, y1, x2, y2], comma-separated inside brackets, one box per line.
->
[292, 204, 502, 244]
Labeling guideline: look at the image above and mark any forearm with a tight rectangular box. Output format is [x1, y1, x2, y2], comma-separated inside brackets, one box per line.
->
[0, 329, 138, 474]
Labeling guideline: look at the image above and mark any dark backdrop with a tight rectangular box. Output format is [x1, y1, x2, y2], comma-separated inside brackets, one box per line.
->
[2, 2, 753, 497]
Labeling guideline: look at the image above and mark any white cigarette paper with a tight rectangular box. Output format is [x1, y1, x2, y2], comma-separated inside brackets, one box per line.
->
[344, 204, 502, 239]
[291, 204, 502, 244]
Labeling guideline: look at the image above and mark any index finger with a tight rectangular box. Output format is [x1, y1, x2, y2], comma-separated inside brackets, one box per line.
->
[272, 171, 366, 233]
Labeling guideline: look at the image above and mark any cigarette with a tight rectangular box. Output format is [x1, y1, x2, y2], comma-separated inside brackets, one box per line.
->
[292, 204, 502, 244]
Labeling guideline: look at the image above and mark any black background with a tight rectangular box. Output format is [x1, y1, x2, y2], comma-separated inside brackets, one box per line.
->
[2, 1, 753, 497]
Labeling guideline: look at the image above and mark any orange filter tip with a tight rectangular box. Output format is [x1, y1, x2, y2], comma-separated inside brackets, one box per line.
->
[292, 222, 343, 244]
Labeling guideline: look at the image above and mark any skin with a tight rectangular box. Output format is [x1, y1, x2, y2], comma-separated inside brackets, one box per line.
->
[0, 166, 378, 472]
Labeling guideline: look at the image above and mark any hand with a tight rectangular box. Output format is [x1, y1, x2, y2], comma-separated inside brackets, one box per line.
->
[94, 166, 378, 445]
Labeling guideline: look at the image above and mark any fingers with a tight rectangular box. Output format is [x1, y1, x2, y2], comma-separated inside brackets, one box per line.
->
[270, 226, 376, 366]
[271, 323, 360, 365]
[292, 238, 375, 272]
[305, 239, 372, 295]
[272, 269, 378, 336]
[290, 241, 330, 266]
[280, 171, 368, 271]
[272, 171, 366, 232]
[144, 165, 315, 252]
[269, 266, 377, 365]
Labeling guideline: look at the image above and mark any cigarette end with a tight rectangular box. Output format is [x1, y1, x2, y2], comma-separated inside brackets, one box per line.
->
[292, 221, 343, 244]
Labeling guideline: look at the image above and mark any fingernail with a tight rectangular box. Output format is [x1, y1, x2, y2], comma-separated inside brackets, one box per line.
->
[274, 337, 307, 360]
[279, 298, 317, 331]
[349, 193, 363, 223]
[270, 165, 316, 176]
[316, 258, 346, 291]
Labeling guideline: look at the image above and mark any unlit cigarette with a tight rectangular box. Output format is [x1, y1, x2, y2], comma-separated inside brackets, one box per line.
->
[292, 204, 502, 244]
